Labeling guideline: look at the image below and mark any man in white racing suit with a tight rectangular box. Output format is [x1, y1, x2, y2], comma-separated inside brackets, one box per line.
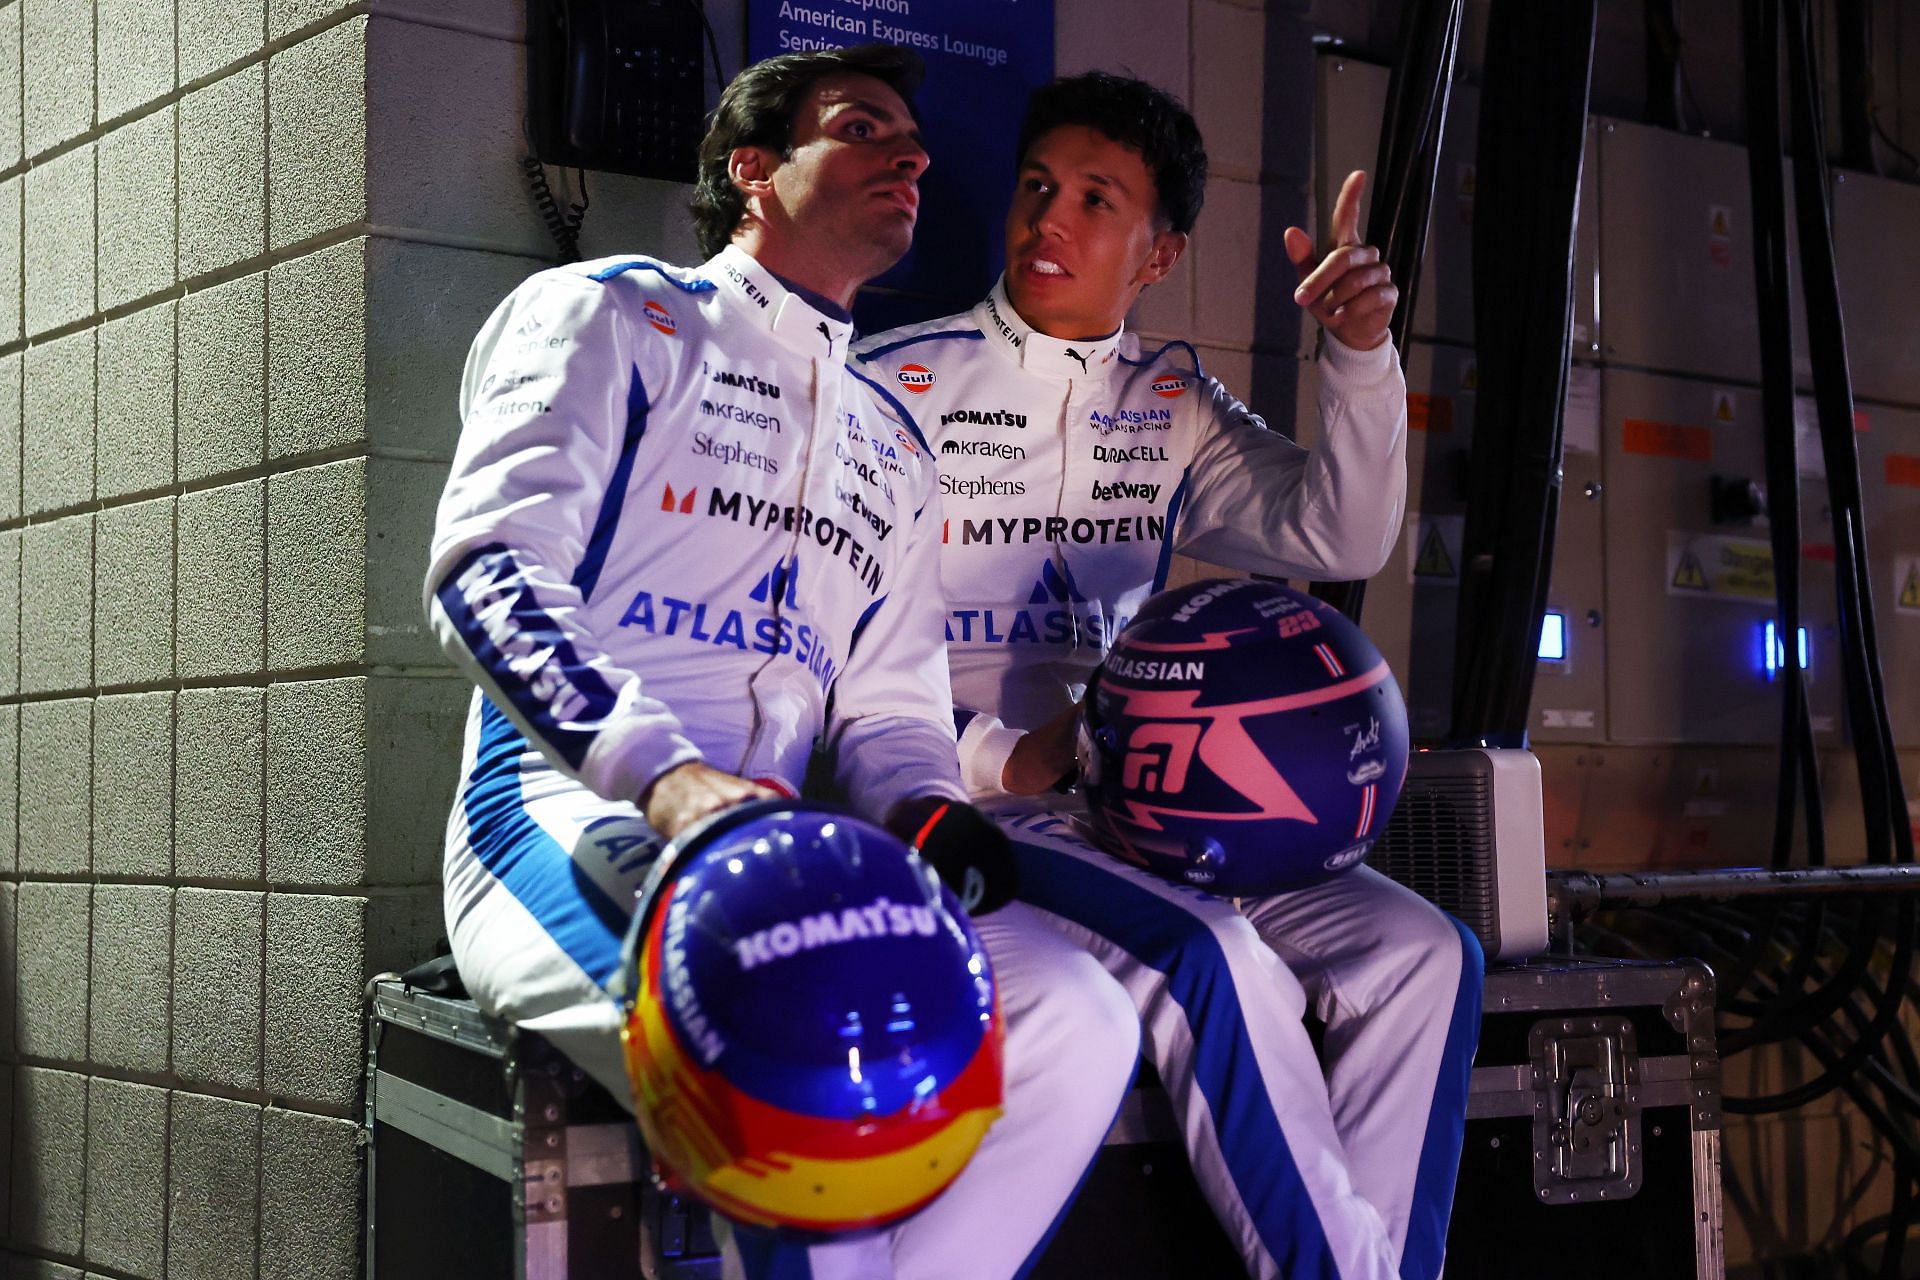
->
[425, 45, 1137, 1280]
[854, 72, 1484, 1280]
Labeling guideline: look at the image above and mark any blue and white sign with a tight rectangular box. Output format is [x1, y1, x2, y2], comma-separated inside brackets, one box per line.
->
[749, 0, 1055, 328]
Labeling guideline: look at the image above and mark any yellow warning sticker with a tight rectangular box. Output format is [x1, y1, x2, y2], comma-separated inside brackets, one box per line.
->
[1666, 532, 1775, 600]
[1896, 556, 1920, 615]
[1712, 390, 1736, 423]
[1461, 360, 1479, 393]
[1405, 513, 1464, 585]
[1708, 204, 1733, 268]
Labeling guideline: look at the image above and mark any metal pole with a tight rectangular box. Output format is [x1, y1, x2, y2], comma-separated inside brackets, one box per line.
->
[1550, 865, 1920, 913]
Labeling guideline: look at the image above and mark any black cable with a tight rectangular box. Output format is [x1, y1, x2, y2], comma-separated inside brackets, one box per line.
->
[684, 0, 727, 98]
[1445, 0, 1597, 746]
[1309, 0, 1464, 625]
[522, 156, 590, 264]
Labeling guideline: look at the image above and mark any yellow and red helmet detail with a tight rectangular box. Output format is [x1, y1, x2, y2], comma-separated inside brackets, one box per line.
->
[622, 880, 1005, 1234]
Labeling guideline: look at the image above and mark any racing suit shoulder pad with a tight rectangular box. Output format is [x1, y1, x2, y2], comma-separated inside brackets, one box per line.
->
[844, 360, 934, 459]
[574, 254, 716, 293]
[1116, 333, 1206, 381]
[851, 313, 983, 366]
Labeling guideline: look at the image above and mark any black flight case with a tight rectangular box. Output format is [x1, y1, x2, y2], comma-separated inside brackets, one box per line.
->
[367, 957, 1725, 1279]
[364, 978, 722, 1279]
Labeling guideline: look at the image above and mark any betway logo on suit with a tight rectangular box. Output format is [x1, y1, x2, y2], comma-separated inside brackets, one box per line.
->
[1090, 479, 1160, 503]
[659, 484, 885, 594]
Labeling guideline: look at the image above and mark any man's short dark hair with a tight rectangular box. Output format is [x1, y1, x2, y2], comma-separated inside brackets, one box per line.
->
[691, 43, 925, 260]
[1016, 72, 1209, 235]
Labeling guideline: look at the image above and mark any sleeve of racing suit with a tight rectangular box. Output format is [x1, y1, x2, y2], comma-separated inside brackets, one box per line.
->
[954, 708, 1026, 800]
[1174, 332, 1409, 580]
[830, 467, 970, 822]
[423, 271, 705, 805]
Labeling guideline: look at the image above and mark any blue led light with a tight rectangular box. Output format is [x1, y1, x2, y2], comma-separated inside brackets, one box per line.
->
[1538, 611, 1567, 661]
[1762, 622, 1812, 678]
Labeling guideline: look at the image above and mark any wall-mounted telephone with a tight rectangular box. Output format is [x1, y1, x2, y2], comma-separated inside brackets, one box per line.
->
[529, 0, 707, 182]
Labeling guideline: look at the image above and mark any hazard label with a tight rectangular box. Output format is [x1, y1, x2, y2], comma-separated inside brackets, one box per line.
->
[1407, 393, 1454, 433]
[1626, 418, 1713, 463]
[1461, 360, 1479, 393]
[1666, 532, 1775, 601]
[1711, 390, 1737, 423]
[1708, 205, 1733, 268]
[1896, 557, 1920, 615]
[1562, 365, 1601, 456]
[1405, 513, 1464, 585]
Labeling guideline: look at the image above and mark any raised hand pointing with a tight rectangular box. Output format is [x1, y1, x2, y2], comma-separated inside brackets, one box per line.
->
[1283, 170, 1398, 353]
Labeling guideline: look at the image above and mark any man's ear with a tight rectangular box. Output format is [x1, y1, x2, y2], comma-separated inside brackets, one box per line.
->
[1135, 229, 1189, 287]
[728, 145, 781, 211]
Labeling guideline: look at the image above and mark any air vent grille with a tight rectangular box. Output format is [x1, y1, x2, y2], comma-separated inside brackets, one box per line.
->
[1367, 771, 1498, 942]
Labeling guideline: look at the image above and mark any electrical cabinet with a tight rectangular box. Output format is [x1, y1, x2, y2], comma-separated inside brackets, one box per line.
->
[1530, 365, 1610, 746]
[1352, 339, 1478, 741]
[1600, 369, 1843, 745]
[1833, 172, 1920, 411]
[1596, 119, 1810, 387]
[1314, 58, 1602, 359]
[1855, 403, 1920, 747]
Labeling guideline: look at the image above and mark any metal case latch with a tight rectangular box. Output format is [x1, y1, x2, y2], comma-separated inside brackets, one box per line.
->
[1528, 1014, 1643, 1205]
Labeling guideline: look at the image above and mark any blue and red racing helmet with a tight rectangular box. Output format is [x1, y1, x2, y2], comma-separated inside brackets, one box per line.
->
[1078, 578, 1410, 896]
[618, 800, 1004, 1236]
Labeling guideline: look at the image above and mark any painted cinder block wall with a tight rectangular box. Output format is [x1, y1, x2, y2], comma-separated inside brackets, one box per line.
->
[0, 0, 1295, 1274]
[10, 0, 1907, 1274]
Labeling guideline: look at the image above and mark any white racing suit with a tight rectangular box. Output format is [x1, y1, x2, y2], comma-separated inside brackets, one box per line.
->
[426, 248, 1138, 1280]
[854, 282, 1485, 1280]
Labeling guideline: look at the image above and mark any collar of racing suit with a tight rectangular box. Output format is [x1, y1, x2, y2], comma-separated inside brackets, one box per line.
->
[705, 245, 856, 363]
[971, 278, 1126, 381]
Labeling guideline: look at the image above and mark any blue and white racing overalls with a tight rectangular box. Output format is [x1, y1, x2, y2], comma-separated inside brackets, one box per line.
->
[426, 248, 1137, 1280]
[855, 282, 1484, 1280]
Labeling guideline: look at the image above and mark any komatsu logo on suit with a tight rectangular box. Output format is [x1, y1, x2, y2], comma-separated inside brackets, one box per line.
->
[940, 408, 1027, 429]
[954, 514, 1166, 545]
[734, 897, 942, 970]
[708, 368, 781, 399]
[1090, 479, 1161, 503]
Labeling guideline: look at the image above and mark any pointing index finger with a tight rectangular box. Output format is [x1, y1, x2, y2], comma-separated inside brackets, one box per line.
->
[1332, 170, 1368, 248]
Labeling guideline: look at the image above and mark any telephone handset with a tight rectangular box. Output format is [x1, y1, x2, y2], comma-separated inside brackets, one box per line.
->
[528, 0, 706, 182]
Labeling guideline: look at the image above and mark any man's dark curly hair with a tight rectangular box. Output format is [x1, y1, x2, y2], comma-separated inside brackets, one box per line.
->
[1016, 72, 1209, 235]
[691, 43, 925, 260]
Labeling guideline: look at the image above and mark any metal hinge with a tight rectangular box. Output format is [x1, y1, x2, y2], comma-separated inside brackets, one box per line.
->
[1529, 1014, 1643, 1205]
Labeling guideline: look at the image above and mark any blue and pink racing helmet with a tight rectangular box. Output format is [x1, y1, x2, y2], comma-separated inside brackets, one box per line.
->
[1078, 578, 1410, 896]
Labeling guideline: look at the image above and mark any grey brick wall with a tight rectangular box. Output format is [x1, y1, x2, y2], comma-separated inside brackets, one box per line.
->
[2, 1, 557, 1273]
